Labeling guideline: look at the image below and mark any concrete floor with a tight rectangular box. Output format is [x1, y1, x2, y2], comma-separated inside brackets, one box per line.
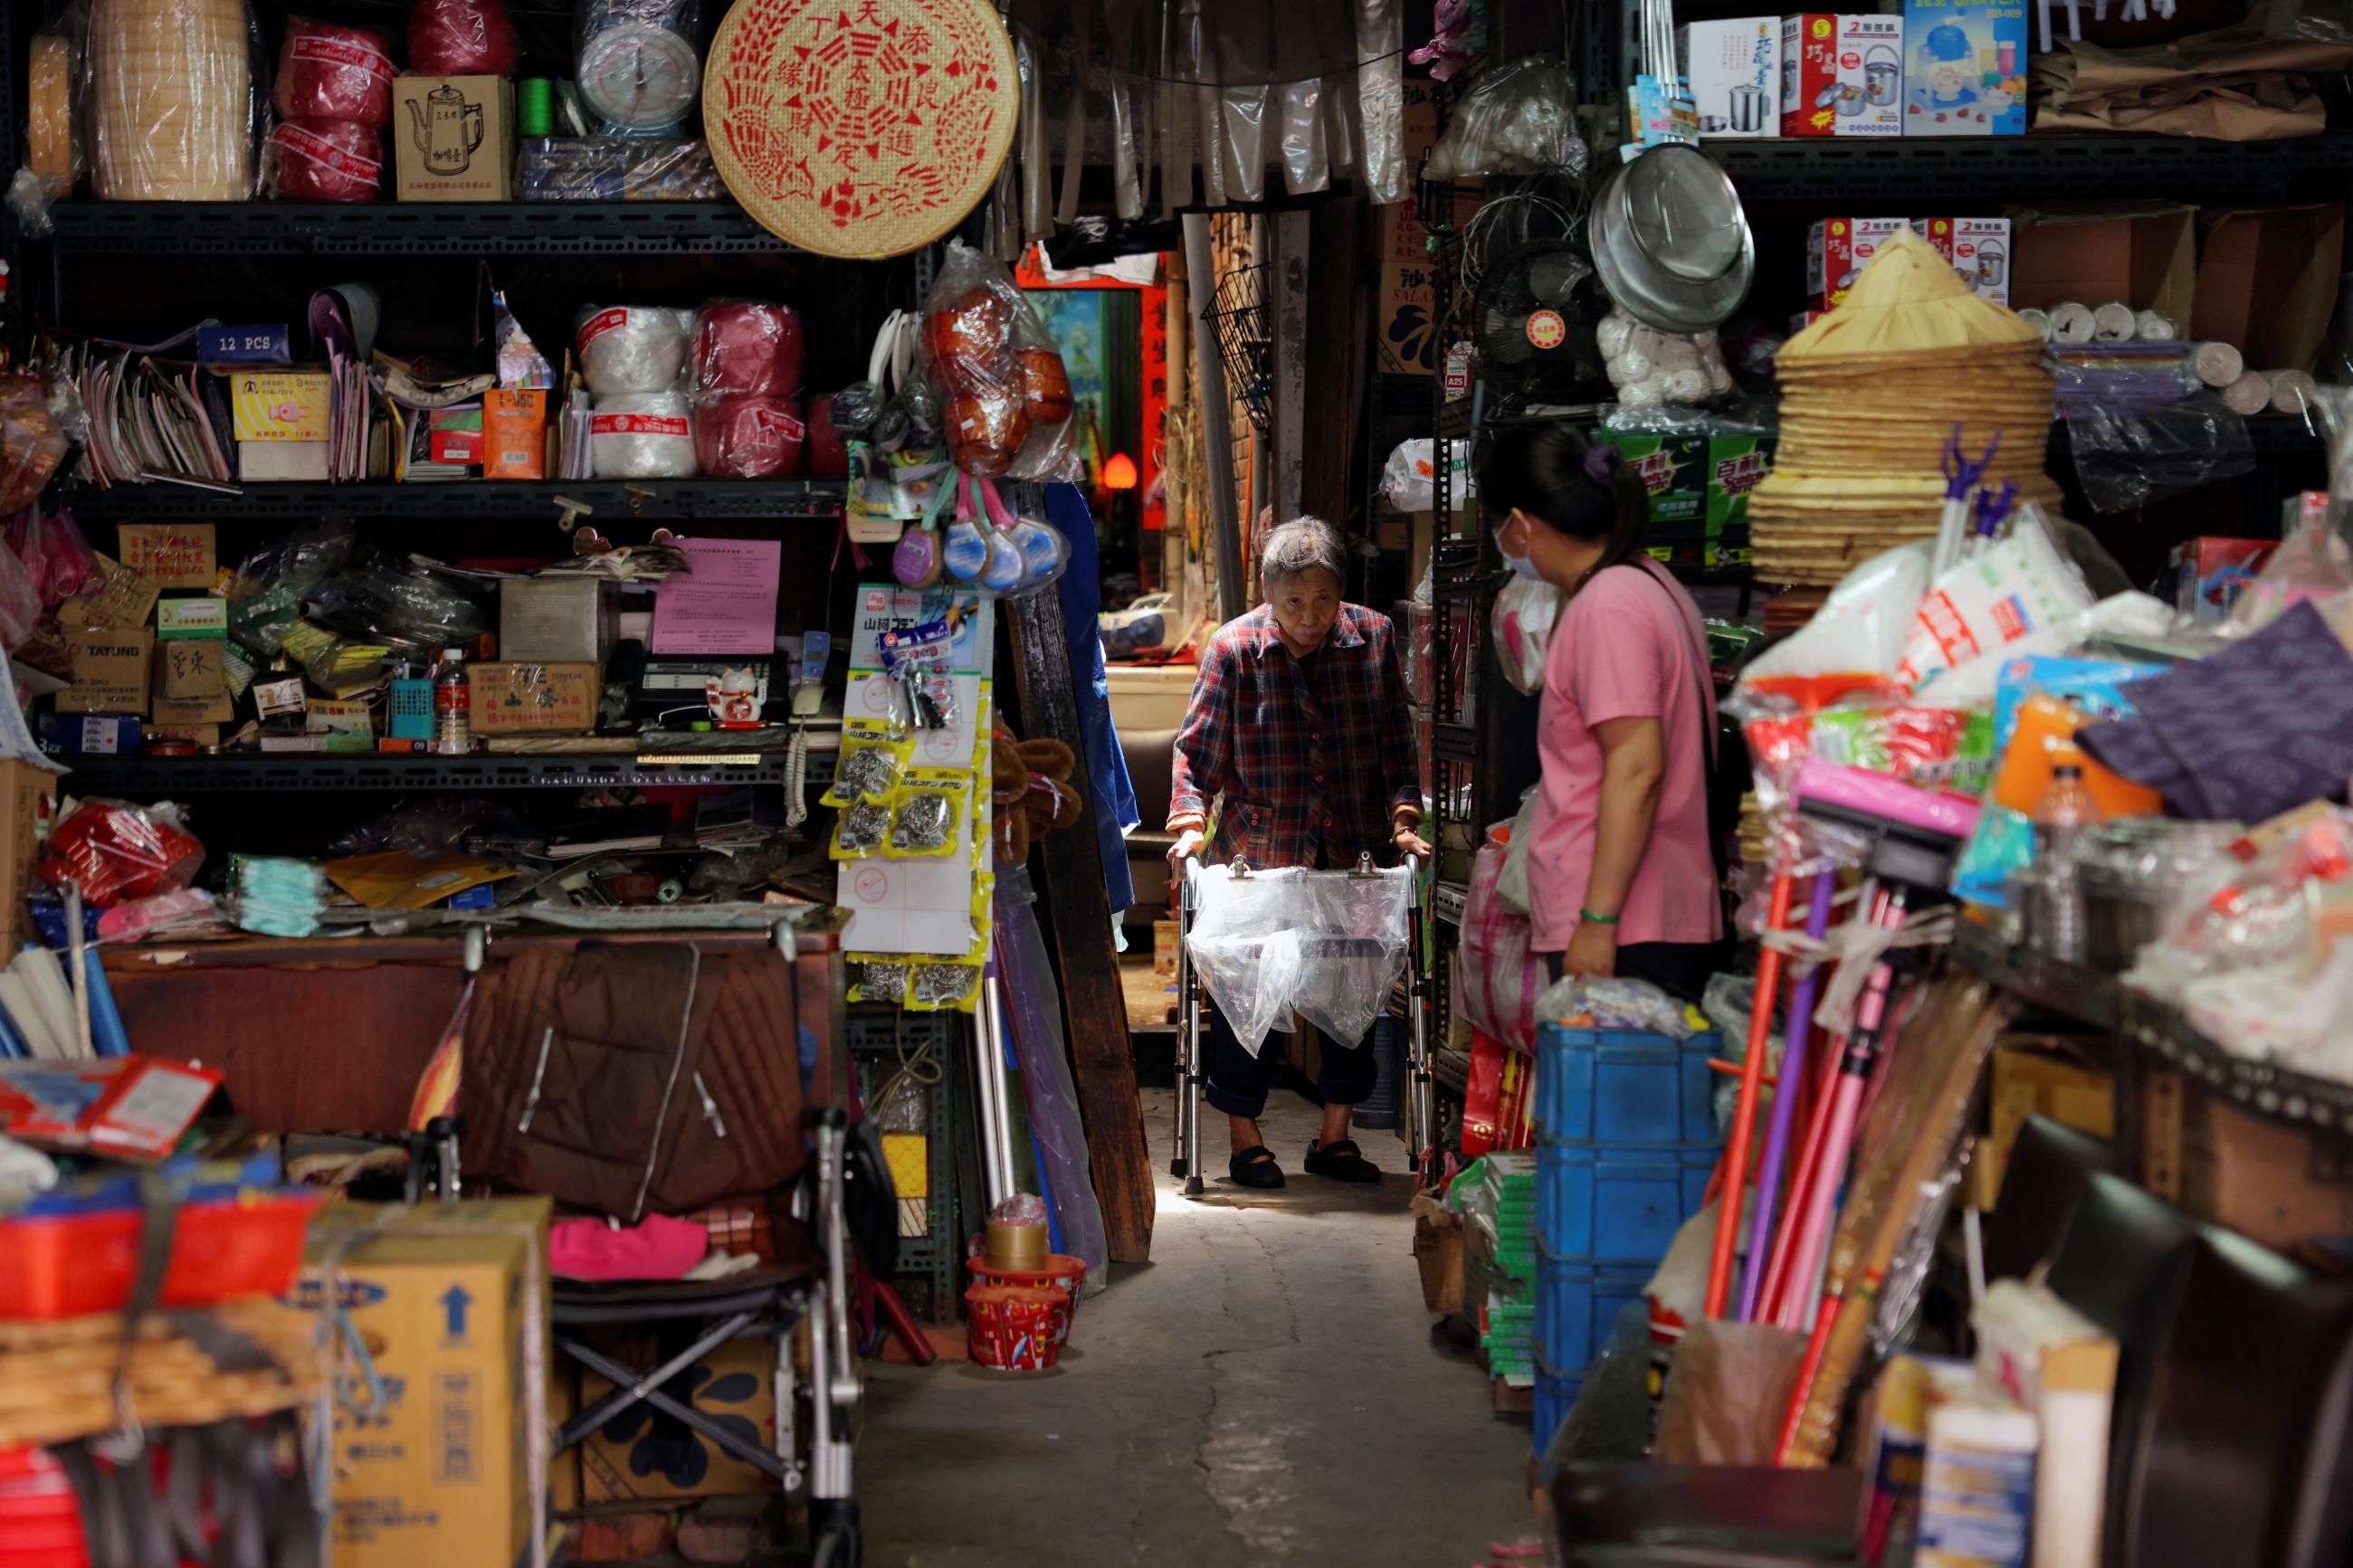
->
[860, 1088, 1539, 1566]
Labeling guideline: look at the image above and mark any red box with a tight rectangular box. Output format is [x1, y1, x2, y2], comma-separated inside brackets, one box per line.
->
[0, 1193, 320, 1320]
[1807, 217, 1910, 310]
[2173, 537, 2277, 622]
[1781, 14, 1903, 137]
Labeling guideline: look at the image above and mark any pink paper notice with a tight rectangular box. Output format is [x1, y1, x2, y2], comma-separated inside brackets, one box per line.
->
[650, 537, 783, 654]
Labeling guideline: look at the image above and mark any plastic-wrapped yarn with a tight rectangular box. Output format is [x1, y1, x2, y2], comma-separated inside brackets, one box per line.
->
[590, 392, 696, 479]
[276, 18, 394, 126]
[691, 301, 805, 397]
[805, 394, 850, 477]
[265, 118, 383, 202]
[577, 305, 688, 394]
[409, 0, 518, 76]
[693, 395, 804, 478]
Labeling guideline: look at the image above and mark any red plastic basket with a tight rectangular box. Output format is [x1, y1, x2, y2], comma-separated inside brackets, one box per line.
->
[963, 1280, 1072, 1372]
[0, 1448, 85, 1568]
[0, 1193, 321, 1321]
[966, 1253, 1087, 1311]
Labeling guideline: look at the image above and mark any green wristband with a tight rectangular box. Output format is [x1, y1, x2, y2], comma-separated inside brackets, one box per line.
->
[1579, 909, 1620, 927]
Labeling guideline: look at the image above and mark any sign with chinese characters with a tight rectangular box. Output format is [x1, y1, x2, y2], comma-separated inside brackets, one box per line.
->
[705, 0, 1019, 260]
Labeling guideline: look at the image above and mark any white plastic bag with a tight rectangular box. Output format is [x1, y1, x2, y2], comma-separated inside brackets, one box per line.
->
[1378, 436, 1475, 513]
[1493, 575, 1564, 695]
[1893, 508, 2094, 689]
[1496, 785, 1540, 915]
[1458, 832, 1548, 1051]
[1741, 544, 1930, 683]
[1185, 861, 1414, 1057]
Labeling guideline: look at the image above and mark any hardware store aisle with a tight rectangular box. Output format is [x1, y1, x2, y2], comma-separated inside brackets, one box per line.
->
[861, 1088, 1537, 1565]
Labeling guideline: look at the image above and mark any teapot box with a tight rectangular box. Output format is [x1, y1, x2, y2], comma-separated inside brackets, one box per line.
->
[395, 76, 514, 201]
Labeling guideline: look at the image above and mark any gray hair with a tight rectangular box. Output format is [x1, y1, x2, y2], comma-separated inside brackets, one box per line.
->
[1259, 517, 1346, 595]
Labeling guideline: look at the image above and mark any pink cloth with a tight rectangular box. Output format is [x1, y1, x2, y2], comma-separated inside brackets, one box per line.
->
[550, 1213, 710, 1282]
[1525, 559, 1724, 953]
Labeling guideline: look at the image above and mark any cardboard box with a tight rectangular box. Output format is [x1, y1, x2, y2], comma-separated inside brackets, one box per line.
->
[1781, 14, 1903, 137]
[1402, 77, 1442, 161]
[1377, 260, 1441, 375]
[572, 1334, 776, 1504]
[230, 372, 333, 443]
[2174, 537, 2277, 621]
[307, 698, 375, 750]
[238, 442, 331, 481]
[116, 523, 216, 589]
[1900, 0, 2028, 136]
[1600, 421, 1709, 530]
[1808, 217, 1911, 310]
[157, 597, 227, 640]
[143, 722, 221, 749]
[57, 554, 159, 632]
[283, 1200, 550, 1568]
[2010, 204, 2197, 325]
[1377, 189, 1485, 265]
[1980, 1038, 2114, 1208]
[470, 661, 601, 734]
[2174, 1087, 2353, 1250]
[151, 690, 234, 726]
[154, 639, 224, 701]
[1912, 216, 2015, 307]
[37, 715, 140, 757]
[394, 76, 514, 201]
[0, 761, 55, 945]
[500, 578, 617, 663]
[2192, 204, 2348, 375]
[482, 388, 548, 480]
[60, 628, 153, 715]
[1678, 19, 1779, 138]
[1153, 918, 1181, 976]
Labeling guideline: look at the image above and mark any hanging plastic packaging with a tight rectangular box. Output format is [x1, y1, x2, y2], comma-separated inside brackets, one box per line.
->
[89, 0, 263, 201]
[1275, 76, 1330, 196]
[0, 538, 42, 652]
[921, 242, 1080, 482]
[0, 380, 68, 518]
[409, 0, 518, 76]
[576, 304, 690, 395]
[996, 866, 1110, 1291]
[1424, 53, 1585, 180]
[692, 394, 803, 478]
[1185, 861, 1415, 1057]
[690, 299, 805, 398]
[264, 118, 383, 202]
[275, 16, 394, 126]
[1457, 830, 1548, 1052]
[1493, 574, 1564, 695]
[38, 799, 205, 907]
[590, 391, 696, 479]
[26, 6, 90, 205]
[13, 508, 100, 607]
[1354, 0, 1407, 204]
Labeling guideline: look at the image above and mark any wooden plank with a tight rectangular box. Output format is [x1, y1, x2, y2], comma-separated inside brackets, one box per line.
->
[1005, 591, 1157, 1262]
[1271, 210, 1310, 524]
[1301, 196, 1368, 532]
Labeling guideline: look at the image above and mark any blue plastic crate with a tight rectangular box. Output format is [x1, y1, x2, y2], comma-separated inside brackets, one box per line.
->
[1533, 1356, 1582, 1458]
[1535, 1250, 1653, 1376]
[1536, 1141, 1716, 1265]
[1537, 1022, 1723, 1145]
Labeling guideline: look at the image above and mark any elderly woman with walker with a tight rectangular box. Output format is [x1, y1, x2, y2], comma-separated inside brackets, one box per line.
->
[1164, 517, 1432, 1190]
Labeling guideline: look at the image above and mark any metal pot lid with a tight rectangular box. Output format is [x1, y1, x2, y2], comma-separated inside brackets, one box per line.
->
[1622, 145, 1748, 284]
[1592, 160, 1754, 334]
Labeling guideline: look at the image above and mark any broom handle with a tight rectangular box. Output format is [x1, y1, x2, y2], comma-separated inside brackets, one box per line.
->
[1704, 864, 1794, 1317]
[1737, 870, 1834, 1320]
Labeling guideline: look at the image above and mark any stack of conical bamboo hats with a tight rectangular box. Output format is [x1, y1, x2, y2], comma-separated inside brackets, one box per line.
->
[1753, 228, 2061, 588]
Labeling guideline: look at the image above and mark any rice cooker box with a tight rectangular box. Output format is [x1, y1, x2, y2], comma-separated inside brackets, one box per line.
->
[1807, 217, 1911, 310]
[1780, 14, 1903, 138]
[1677, 19, 1779, 139]
[1911, 217, 2015, 306]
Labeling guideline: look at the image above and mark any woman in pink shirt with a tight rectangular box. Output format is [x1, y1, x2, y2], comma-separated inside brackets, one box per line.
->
[1479, 423, 1726, 995]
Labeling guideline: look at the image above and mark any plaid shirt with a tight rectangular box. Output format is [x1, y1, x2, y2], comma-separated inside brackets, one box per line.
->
[1168, 603, 1420, 870]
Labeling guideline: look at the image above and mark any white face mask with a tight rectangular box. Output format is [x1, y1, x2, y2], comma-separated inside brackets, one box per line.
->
[1496, 513, 1542, 581]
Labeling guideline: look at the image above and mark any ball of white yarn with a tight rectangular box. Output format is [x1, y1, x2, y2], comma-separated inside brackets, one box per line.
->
[1596, 315, 1634, 360]
[591, 391, 697, 478]
[1664, 367, 1712, 404]
[579, 305, 689, 395]
[1616, 349, 1654, 383]
[1620, 379, 1663, 410]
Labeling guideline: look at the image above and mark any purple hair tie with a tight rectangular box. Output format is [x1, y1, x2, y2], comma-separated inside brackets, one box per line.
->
[1584, 445, 1616, 485]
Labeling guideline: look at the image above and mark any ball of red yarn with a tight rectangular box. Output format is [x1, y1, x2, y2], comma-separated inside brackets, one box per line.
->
[695, 395, 805, 479]
[804, 394, 850, 477]
[267, 119, 385, 203]
[409, 0, 519, 77]
[691, 301, 806, 397]
[276, 19, 395, 127]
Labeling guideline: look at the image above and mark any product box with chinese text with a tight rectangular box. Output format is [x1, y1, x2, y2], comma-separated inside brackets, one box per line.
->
[469, 662, 601, 735]
[1911, 217, 2014, 306]
[1677, 19, 1779, 138]
[1901, 0, 2027, 136]
[280, 1200, 550, 1568]
[1808, 218, 1910, 310]
[1377, 261, 1440, 375]
[393, 76, 514, 201]
[1781, 14, 1902, 137]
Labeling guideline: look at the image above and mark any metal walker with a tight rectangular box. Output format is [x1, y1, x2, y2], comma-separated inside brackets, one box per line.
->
[1167, 852, 1434, 1194]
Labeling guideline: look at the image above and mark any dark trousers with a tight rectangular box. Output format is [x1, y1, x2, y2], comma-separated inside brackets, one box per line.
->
[1539, 940, 1729, 1000]
[1202, 996, 1377, 1120]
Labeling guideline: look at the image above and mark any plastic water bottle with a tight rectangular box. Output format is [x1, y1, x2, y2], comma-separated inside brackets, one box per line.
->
[2032, 763, 2103, 861]
[432, 648, 471, 755]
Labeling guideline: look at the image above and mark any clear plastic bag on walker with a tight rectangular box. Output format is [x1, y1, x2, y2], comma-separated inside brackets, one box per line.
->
[1185, 861, 1415, 1057]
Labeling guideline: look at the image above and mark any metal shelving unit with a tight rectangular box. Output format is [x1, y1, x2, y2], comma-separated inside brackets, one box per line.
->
[1704, 132, 2353, 202]
[54, 746, 834, 794]
[64, 478, 846, 522]
[44, 201, 795, 256]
